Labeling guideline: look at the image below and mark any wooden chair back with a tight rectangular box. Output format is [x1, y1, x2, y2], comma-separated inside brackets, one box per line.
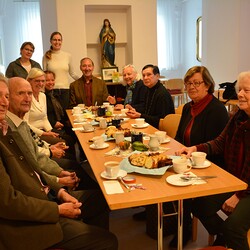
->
[159, 114, 181, 138]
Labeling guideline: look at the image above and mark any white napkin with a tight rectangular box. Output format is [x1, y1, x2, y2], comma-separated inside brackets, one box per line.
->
[103, 181, 124, 194]
[72, 127, 83, 131]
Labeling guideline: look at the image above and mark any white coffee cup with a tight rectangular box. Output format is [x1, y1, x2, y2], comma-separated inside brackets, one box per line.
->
[154, 131, 167, 143]
[77, 104, 85, 109]
[172, 158, 192, 174]
[107, 105, 114, 113]
[99, 118, 107, 129]
[191, 152, 207, 166]
[92, 136, 104, 148]
[73, 106, 81, 114]
[135, 118, 145, 127]
[82, 122, 93, 131]
[103, 102, 110, 107]
[104, 161, 120, 178]
[114, 131, 124, 145]
[121, 108, 129, 116]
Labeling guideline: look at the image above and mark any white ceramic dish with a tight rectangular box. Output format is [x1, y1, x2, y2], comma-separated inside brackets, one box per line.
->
[90, 143, 109, 150]
[192, 160, 211, 169]
[100, 169, 127, 180]
[131, 123, 149, 128]
[166, 174, 194, 186]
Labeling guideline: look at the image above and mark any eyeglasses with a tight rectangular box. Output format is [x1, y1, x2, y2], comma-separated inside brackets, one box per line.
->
[34, 79, 45, 83]
[184, 81, 204, 87]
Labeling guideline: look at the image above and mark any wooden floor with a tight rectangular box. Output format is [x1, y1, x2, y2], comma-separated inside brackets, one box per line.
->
[110, 207, 211, 250]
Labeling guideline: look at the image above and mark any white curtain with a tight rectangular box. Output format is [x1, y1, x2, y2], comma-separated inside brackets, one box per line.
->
[157, 0, 182, 71]
[13, 2, 43, 64]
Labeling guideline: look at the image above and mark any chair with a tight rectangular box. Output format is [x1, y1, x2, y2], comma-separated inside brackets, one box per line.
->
[164, 78, 186, 107]
[159, 114, 181, 138]
[175, 104, 185, 114]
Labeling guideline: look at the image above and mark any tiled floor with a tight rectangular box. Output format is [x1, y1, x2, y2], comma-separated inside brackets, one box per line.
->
[110, 207, 211, 250]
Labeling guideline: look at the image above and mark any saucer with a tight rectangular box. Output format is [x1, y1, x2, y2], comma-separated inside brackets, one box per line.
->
[100, 169, 127, 180]
[90, 143, 109, 150]
[131, 123, 149, 128]
[81, 127, 95, 133]
[73, 119, 87, 123]
[192, 160, 211, 169]
[161, 137, 171, 144]
[166, 174, 194, 186]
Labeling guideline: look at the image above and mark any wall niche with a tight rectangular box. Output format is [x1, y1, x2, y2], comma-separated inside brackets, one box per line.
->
[85, 5, 132, 74]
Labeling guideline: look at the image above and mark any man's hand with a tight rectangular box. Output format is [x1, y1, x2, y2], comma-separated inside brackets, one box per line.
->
[126, 109, 140, 118]
[58, 189, 79, 203]
[115, 104, 124, 110]
[58, 171, 80, 189]
[126, 104, 135, 111]
[50, 142, 69, 158]
[107, 95, 116, 105]
[50, 146, 65, 158]
[222, 194, 240, 213]
[58, 202, 82, 218]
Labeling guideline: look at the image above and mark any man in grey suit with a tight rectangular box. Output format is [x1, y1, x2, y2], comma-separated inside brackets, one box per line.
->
[0, 76, 118, 250]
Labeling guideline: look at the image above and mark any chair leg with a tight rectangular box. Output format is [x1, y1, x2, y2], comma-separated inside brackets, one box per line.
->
[192, 216, 198, 242]
[208, 234, 214, 246]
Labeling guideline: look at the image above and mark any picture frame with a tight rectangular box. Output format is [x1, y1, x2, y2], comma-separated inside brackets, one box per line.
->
[101, 67, 119, 82]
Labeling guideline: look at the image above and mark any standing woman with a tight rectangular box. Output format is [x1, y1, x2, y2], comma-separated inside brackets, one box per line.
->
[43, 32, 79, 109]
[99, 19, 116, 67]
[5, 42, 41, 79]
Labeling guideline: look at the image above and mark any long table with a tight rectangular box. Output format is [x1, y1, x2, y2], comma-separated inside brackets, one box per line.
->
[67, 110, 247, 250]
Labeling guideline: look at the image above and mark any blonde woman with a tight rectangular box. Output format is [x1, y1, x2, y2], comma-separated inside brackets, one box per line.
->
[25, 68, 63, 144]
[43, 32, 79, 109]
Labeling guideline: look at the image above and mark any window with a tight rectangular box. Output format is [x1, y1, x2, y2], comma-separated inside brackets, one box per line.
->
[196, 16, 202, 62]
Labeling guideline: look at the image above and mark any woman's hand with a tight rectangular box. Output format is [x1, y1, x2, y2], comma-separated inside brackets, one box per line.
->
[222, 194, 240, 213]
[175, 146, 197, 157]
[54, 121, 64, 130]
[42, 131, 59, 138]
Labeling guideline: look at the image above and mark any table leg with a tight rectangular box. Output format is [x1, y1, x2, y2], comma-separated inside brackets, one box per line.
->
[177, 200, 183, 250]
[157, 203, 163, 250]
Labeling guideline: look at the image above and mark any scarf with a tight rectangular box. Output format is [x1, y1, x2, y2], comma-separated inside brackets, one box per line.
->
[124, 81, 136, 105]
[184, 94, 213, 146]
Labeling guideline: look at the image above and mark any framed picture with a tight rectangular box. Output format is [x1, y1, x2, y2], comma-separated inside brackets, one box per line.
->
[101, 67, 119, 82]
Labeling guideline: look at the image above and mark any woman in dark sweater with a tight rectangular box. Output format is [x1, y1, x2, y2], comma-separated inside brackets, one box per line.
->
[170, 66, 229, 248]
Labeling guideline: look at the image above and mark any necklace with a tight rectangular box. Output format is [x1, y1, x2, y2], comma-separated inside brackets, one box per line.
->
[145, 87, 158, 115]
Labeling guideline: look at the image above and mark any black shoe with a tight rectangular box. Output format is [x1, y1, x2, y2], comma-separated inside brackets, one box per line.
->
[169, 230, 191, 249]
[213, 234, 226, 247]
[133, 211, 146, 221]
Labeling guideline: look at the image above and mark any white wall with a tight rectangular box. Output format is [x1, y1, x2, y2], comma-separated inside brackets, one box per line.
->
[40, 0, 157, 77]
[202, 0, 250, 85]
